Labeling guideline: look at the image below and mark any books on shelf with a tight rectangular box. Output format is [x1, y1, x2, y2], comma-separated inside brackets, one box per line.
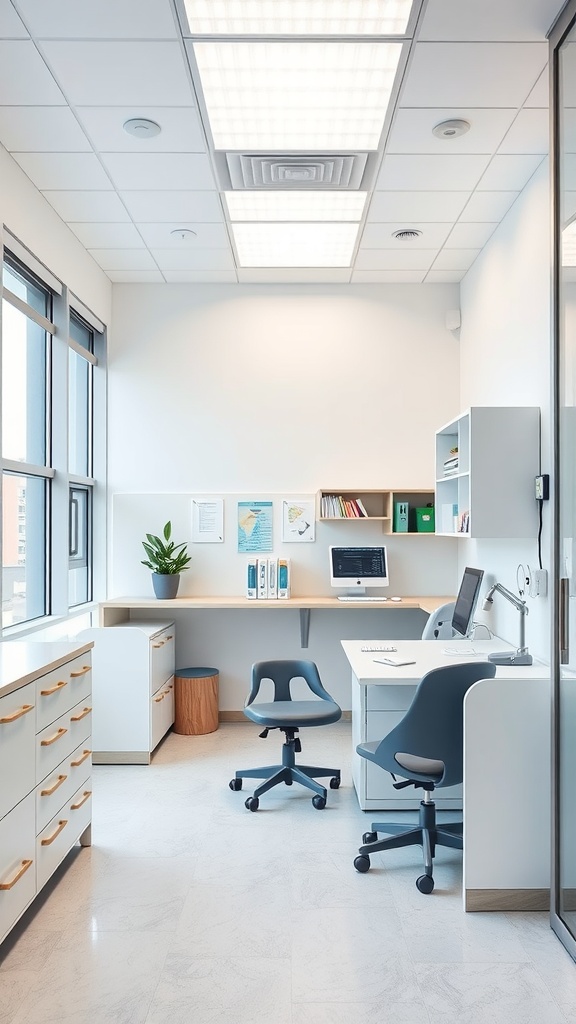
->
[443, 445, 459, 476]
[320, 494, 369, 518]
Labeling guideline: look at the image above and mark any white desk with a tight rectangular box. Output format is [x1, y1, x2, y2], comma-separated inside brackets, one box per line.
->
[341, 638, 551, 911]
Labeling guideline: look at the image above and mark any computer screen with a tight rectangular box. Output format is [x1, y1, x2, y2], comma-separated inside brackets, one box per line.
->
[451, 567, 484, 637]
[329, 545, 389, 593]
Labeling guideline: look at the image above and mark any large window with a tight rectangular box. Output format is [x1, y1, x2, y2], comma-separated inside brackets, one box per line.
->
[68, 310, 95, 607]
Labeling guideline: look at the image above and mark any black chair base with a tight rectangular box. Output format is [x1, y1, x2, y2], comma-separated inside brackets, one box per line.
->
[354, 798, 462, 893]
[231, 733, 340, 810]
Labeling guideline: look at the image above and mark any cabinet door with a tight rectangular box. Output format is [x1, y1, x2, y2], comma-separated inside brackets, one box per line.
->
[0, 682, 36, 820]
[0, 793, 36, 944]
[149, 628, 175, 694]
[36, 655, 91, 732]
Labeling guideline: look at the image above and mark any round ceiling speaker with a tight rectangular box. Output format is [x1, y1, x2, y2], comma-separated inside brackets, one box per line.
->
[432, 118, 471, 139]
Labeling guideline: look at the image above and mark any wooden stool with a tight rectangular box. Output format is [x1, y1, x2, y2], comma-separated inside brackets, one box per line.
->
[174, 667, 219, 735]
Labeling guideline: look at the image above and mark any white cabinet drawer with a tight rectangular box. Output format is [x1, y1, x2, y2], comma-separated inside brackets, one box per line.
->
[150, 628, 175, 695]
[0, 682, 36, 821]
[36, 655, 92, 732]
[150, 678, 174, 751]
[36, 742, 92, 835]
[36, 700, 92, 784]
[0, 793, 36, 945]
[366, 685, 416, 711]
[36, 784, 92, 891]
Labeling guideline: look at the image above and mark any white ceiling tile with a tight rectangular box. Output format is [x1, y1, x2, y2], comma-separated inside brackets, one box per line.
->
[476, 153, 543, 190]
[368, 190, 470, 221]
[41, 41, 194, 106]
[418, 0, 564, 41]
[119, 190, 223, 222]
[445, 223, 499, 248]
[100, 153, 215, 191]
[164, 271, 239, 283]
[351, 270, 426, 283]
[355, 249, 437, 271]
[0, 0, 28, 37]
[458, 190, 519, 222]
[376, 154, 490, 191]
[150, 248, 235, 271]
[68, 222, 145, 249]
[361, 222, 452, 248]
[42, 190, 131, 222]
[400, 43, 547, 108]
[498, 108, 549, 154]
[0, 106, 91, 152]
[0, 41, 64, 103]
[388, 107, 517, 154]
[431, 248, 480, 271]
[424, 270, 466, 283]
[107, 271, 166, 283]
[524, 67, 549, 108]
[13, 152, 112, 190]
[16, 0, 178, 38]
[75, 106, 206, 154]
[136, 223, 229, 248]
[88, 249, 158, 271]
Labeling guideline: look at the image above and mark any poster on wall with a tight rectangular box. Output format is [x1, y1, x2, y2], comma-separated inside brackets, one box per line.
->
[281, 498, 315, 542]
[237, 501, 273, 553]
[191, 498, 224, 542]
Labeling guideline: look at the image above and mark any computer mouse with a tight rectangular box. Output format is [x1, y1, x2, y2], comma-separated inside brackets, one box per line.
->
[390, 596, 402, 602]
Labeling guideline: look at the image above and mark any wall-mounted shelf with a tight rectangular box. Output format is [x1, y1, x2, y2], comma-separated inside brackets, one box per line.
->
[317, 488, 435, 534]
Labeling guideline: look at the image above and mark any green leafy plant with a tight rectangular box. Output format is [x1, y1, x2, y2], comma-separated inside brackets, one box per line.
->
[141, 521, 191, 576]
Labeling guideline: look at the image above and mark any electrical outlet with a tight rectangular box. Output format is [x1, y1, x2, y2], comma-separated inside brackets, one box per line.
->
[529, 568, 548, 598]
[535, 474, 550, 500]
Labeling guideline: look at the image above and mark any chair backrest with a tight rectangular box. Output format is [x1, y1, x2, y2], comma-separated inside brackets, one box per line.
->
[420, 601, 456, 640]
[375, 660, 497, 788]
[246, 660, 335, 706]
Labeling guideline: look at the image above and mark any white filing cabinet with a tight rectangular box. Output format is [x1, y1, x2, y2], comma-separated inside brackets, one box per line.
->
[0, 641, 93, 947]
[79, 621, 175, 764]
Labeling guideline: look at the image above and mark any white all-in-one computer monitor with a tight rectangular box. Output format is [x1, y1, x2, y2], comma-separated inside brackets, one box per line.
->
[329, 545, 389, 596]
[451, 566, 484, 637]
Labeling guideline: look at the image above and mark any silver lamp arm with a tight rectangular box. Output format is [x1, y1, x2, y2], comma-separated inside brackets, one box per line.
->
[483, 582, 532, 666]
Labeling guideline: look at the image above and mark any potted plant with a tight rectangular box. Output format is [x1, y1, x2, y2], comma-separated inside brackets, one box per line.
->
[141, 521, 191, 599]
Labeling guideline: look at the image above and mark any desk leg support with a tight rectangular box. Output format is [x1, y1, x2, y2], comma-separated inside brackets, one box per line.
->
[299, 609, 310, 649]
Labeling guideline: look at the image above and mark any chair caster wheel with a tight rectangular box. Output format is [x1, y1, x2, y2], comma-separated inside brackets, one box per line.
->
[229, 778, 242, 791]
[245, 797, 259, 811]
[416, 874, 434, 894]
[354, 855, 371, 873]
[362, 831, 378, 844]
[312, 794, 326, 810]
[329, 777, 340, 789]
[285, 779, 293, 785]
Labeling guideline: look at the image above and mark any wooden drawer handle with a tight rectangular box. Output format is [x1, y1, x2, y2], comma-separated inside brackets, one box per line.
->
[71, 749, 91, 768]
[165, 635, 173, 641]
[70, 665, 91, 678]
[40, 680, 67, 696]
[153, 641, 164, 648]
[0, 703, 34, 724]
[71, 790, 91, 810]
[154, 692, 166, 703]
[0, 859, 33, 890]
[41, 820, 68, 846]
[70, 706, 92, 722]
[41, 773, 67, 797]
[41, 726, 67, 746]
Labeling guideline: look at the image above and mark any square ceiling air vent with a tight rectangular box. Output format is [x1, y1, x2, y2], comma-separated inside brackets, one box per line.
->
[226, 152, 368, 189]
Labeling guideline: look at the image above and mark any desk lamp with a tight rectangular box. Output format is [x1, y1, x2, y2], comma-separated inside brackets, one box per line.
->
[482, 583, 533, 666]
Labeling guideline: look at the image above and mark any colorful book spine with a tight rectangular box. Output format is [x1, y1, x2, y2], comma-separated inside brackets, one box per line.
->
[246, 558, 257, 599]
[277, 558, 291, 599]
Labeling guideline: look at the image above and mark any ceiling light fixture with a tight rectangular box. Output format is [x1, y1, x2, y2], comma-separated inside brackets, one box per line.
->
[392, 228, 422, 240]
[123, 118, 161, 139]
[170, 228, 198, 241]
[432, 119, 471, 140]
[232, 222, 360, 268]
[225, 191, 367, 222]
[183, 0, 414, 36]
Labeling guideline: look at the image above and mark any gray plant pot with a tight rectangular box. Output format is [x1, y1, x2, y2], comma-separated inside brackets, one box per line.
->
[151, 573, 180, 599]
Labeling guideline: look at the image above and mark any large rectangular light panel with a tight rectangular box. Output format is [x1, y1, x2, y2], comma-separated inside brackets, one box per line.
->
[232, 222, 360, 267]
[193, 41, 402, 150]
[183, 1, 414, 36]
[225, 191, 367, 222]
[563, 222, 576, 265]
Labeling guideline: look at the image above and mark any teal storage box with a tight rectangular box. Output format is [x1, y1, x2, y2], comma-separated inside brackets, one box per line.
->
[416, 506, 435, 533]
[393, 501, 409, 533]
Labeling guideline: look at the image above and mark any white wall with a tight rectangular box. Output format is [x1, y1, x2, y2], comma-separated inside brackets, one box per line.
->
[458, 159, 552, 662]
[109, 282, 461, 708]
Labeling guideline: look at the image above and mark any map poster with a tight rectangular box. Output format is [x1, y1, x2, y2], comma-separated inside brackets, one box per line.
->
[237, 501, 273, 553]
[281, 498, 315, 542]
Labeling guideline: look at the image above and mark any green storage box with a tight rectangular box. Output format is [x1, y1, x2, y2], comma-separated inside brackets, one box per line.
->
[416, 506, 435, 533]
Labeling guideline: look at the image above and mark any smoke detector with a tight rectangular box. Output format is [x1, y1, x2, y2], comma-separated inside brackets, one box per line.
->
[170, 229, 197, 241]
[432, 118, 471, 139]
[392, 229, 423, 240]
[123, 117, 161, 139]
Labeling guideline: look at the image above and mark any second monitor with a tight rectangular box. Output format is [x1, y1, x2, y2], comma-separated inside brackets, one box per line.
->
[329, 545, 389, 597]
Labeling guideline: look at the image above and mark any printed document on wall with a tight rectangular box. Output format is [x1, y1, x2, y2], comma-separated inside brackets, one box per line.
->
[281, 498, 315, 542]
[237, 501, 273, 553]
[192, 498, 224, 542]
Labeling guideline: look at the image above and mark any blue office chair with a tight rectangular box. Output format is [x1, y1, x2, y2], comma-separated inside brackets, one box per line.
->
[229, 659, 342, 811]
[354, 660, 497, 893]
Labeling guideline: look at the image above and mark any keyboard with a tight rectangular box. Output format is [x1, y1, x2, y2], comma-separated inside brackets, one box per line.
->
[361, 645, 397, 653]
[337, 595, 389, 602]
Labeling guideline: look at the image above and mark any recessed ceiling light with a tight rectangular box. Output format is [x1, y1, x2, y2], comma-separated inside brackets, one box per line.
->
[123, 118, 161, 139]
[170, 229, 198, 241]
[232, 222, 359, 268]
[432, 119, 471, 140]
[225, 191, 367, 222]
[392, 228, 423, 240]
[183, 0, 414, 36]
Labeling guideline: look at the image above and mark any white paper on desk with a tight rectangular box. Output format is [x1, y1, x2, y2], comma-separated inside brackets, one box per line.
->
[192, 498, 224, 542]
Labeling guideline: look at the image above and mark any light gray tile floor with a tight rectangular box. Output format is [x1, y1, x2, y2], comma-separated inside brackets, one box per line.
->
[1, 722, 574, 1024]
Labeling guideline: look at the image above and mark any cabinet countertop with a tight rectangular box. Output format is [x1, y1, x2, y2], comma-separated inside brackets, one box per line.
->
[0, 640, 94, 700]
